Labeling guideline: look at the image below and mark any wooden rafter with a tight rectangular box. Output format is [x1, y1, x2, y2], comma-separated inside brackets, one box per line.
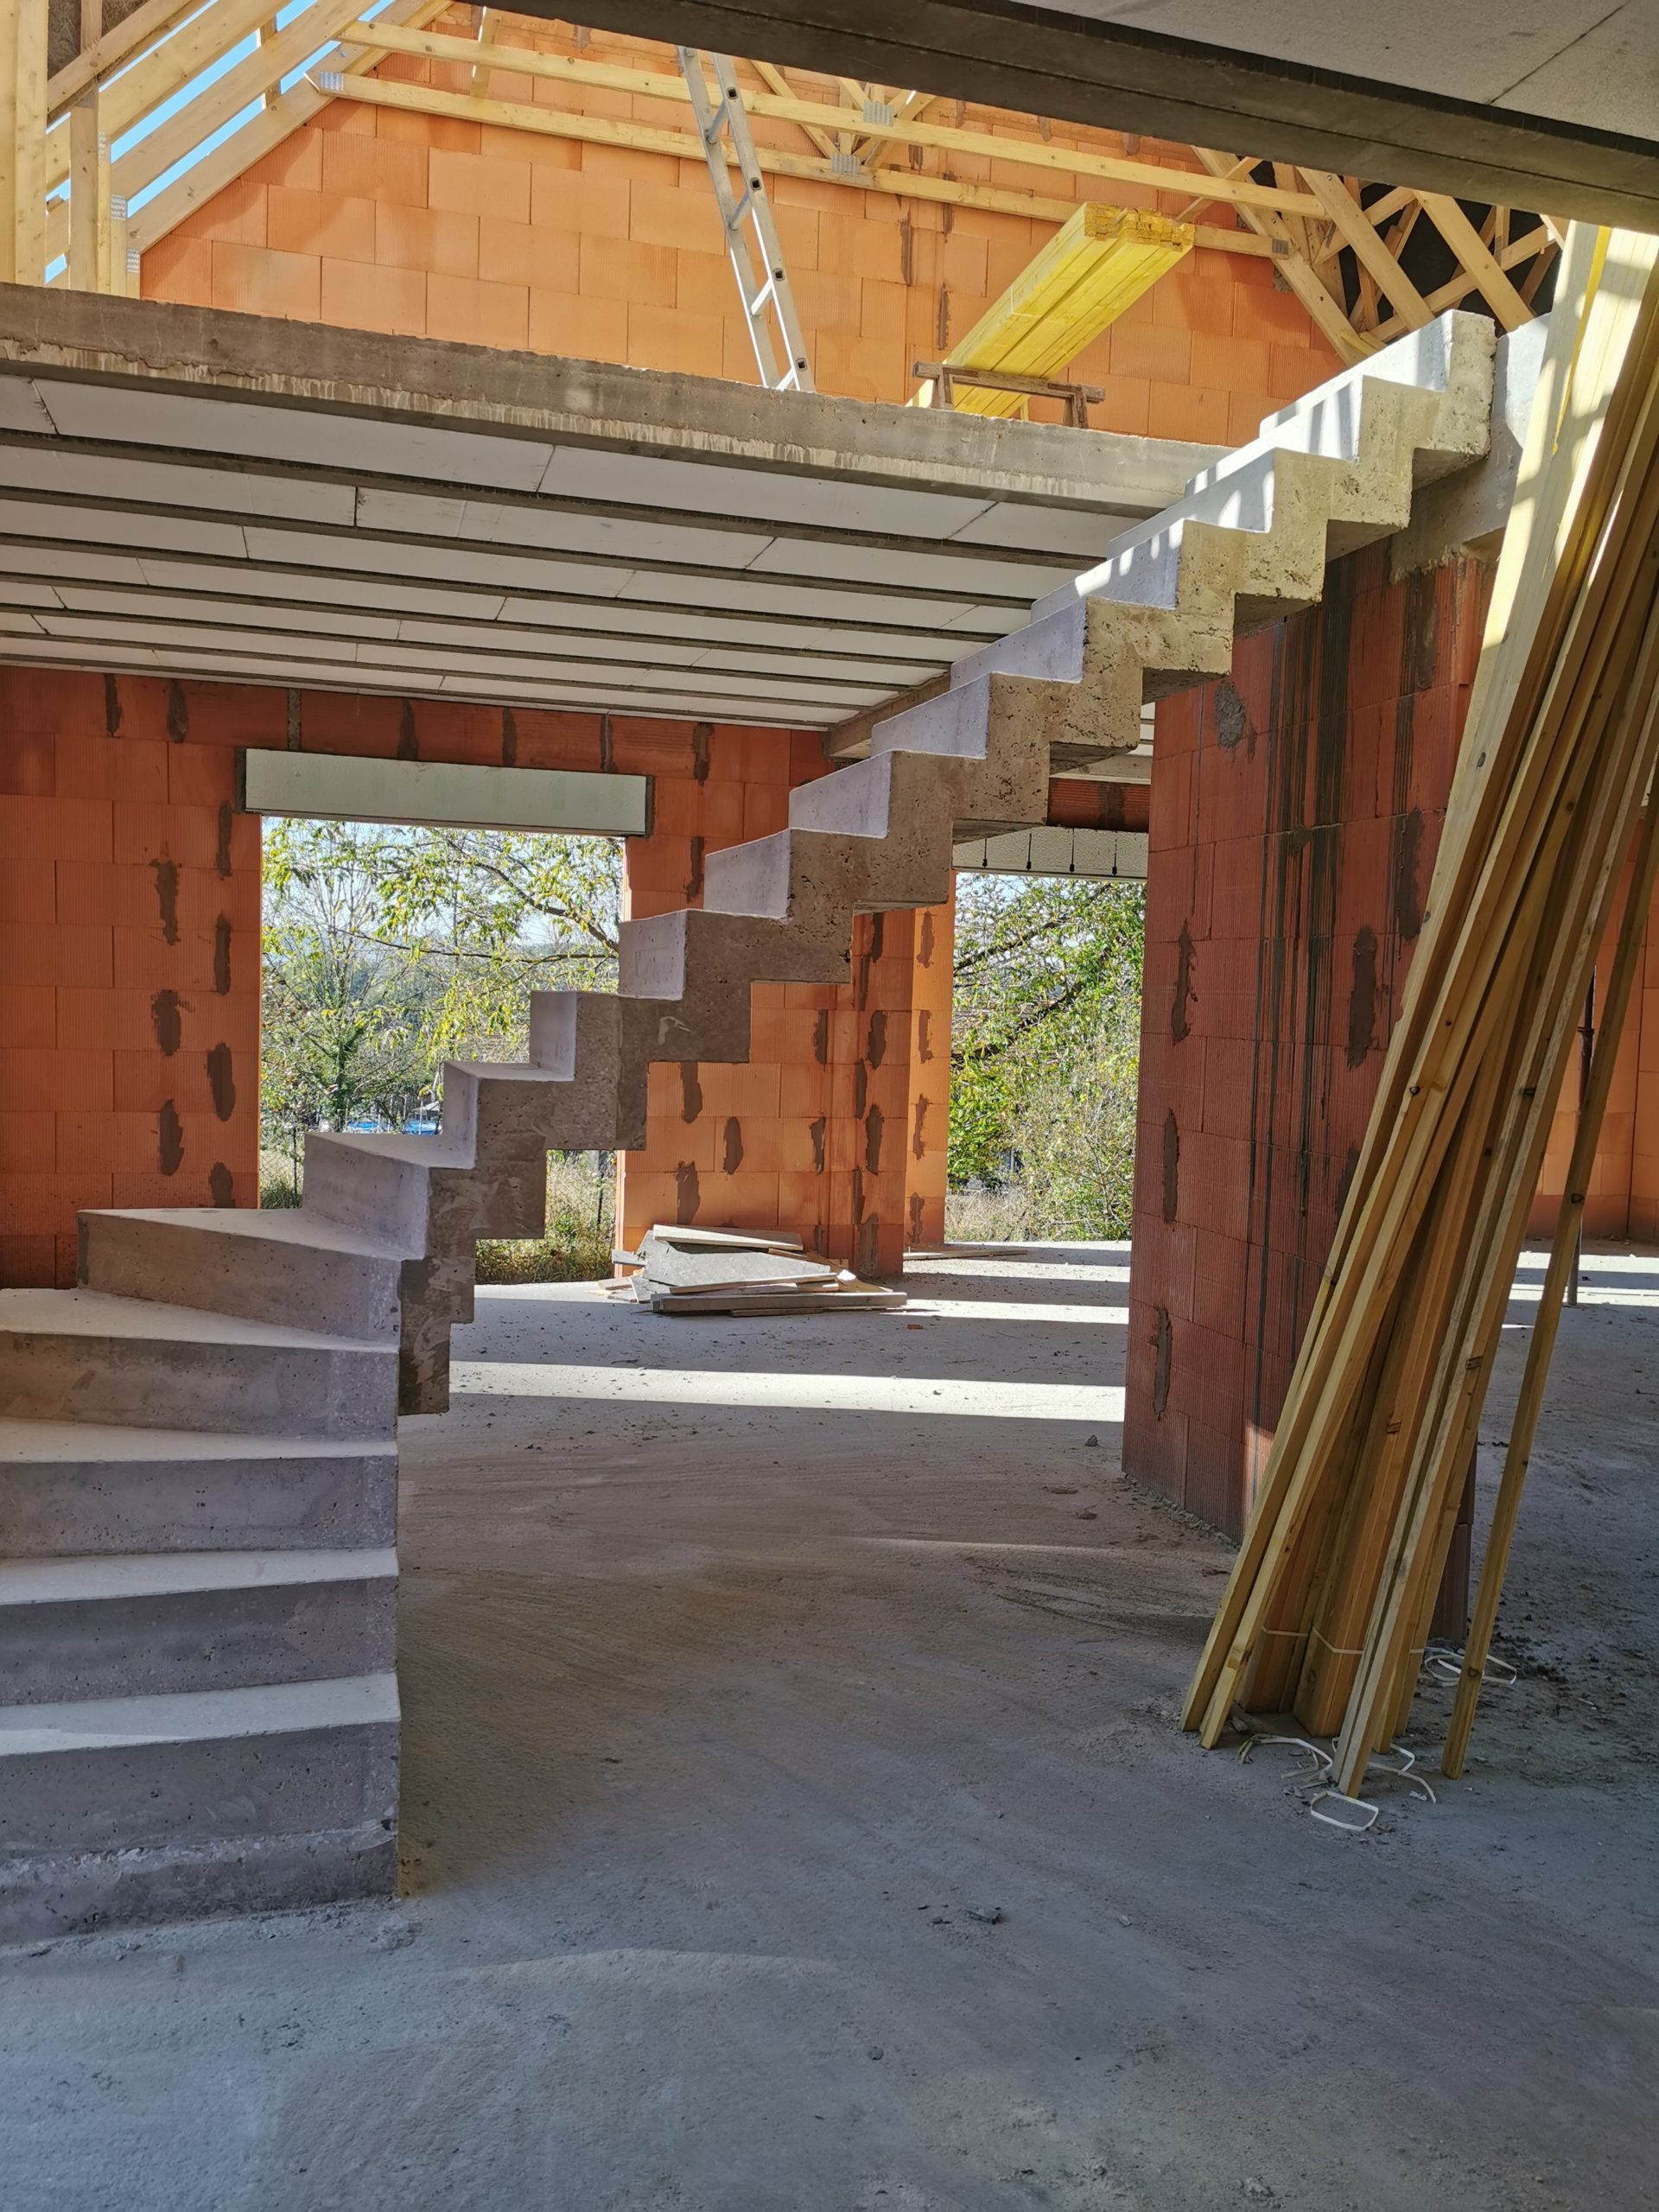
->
[337, 21, 1328, 218]
[752, 57, 838, 163]
[308, 68, 1270, 265]
[1195, 148, 1375, 365]
[45, 0, 278, 193]
[46, 0, 202, 118]
[1300, 168, 1433, 332]
[857, 89, 942, 171]
[127, 0, 451, 255]
[1416, 191, 1535, 331]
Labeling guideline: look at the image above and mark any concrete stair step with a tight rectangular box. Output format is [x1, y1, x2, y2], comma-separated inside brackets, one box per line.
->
[302, 1130, 474, 1242]
[0, 1419, 397, 1557]
[619, 906, 850, 1020]
[945, 598, 1090, 694]
[443, 1058, 624, 1154]
[79, 1207, 413, 1340]
[701, 823, 955, 924]
[0, 1671, 398, 1943]
[0, 1290, 397, 1438]
[0, 1547, 397, 1706]
[870, 676, 997, 762]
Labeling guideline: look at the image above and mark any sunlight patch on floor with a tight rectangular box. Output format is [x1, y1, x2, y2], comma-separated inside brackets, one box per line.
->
[455, 1362, 1126, 1425]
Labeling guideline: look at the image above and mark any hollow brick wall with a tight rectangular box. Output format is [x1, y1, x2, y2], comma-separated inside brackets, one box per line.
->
[616, 726, 951, 1274]
[137, 9, 1338, 437]
[1127, 543, 1659, 1536]
[1, 669, 264, 1289]
[0, 667, 807, 1288]
[1123, 546, 1491, 1535]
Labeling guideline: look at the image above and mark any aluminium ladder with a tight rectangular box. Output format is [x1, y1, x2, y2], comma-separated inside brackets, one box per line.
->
[677, 48, 814, 393]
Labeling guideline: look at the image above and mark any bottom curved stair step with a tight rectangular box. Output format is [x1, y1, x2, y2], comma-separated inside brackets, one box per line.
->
[0, 1672, 399, 1944]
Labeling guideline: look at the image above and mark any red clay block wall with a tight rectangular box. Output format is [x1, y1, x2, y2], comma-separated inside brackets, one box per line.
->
[0, 667, 811, 1288]
[615, 723, 951, 1274]
[138, 9, 1337, 438]
[0, 669, 263, 1288]
[1123, 546, 1491, 1535]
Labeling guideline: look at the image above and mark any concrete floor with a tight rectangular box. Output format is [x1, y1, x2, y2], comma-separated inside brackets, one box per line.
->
[4, 1242, 1658, 2211]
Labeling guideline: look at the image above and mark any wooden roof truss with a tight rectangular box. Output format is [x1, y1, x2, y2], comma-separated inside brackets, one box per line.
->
[2, 3, 1559, 375]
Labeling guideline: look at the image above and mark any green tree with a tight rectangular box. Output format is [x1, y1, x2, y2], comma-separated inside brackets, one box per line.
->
[260, 817, 623, 1147]
[261, 821, 435, 1140]
[366, 825, 621, 1059]
[949, 873, 1144, 1236]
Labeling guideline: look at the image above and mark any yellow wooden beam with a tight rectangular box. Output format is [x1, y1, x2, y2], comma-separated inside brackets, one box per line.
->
[919, 203, 1193, 417]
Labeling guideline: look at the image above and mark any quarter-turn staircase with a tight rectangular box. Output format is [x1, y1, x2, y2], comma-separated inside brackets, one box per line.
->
[0, 312, 1496, 1942]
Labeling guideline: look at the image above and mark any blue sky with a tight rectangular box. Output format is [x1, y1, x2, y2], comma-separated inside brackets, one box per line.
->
[48, 0, 399, 276]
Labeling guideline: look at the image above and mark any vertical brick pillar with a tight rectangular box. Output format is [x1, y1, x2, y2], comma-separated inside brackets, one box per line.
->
[1124, 547, 1490, 1535]
[616, 721, 819, 1246]
[615, 720, 953, 1274]
[904, 899, 953, 1252]
[823, 905, 951, 1277]
[0, 671, 264, 1288]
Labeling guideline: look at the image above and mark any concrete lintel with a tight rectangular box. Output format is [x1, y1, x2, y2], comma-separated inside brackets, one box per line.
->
[0, 285, 1215, 520]
[953, 825, 1147, 879]
[239, 750, 651, 836]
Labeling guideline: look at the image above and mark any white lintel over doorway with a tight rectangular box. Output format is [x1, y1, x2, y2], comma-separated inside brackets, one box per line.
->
[239, 750, 652, 837]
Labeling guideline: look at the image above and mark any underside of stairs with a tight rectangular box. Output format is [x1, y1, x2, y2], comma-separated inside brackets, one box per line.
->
[0, 311, 1497, 1943]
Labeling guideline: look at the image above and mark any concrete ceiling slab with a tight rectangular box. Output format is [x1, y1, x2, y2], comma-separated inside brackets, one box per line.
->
[0, 285, 1218, 731]
[551, 0, 1659, 230]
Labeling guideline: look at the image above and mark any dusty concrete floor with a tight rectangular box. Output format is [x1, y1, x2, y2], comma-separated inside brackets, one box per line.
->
[4, 1242, 1658, 2212]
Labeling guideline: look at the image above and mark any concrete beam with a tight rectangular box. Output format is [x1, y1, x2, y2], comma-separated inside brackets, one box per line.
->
[953, 824, 1147, 878]
[549, 1, 1659, 232]
[0, 283, 1220, 728]
[0, 283, 1211, 518]
[239, 750, 652, 836]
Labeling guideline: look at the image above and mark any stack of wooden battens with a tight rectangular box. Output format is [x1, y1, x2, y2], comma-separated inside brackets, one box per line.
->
[1184, 224, 1659, 1806]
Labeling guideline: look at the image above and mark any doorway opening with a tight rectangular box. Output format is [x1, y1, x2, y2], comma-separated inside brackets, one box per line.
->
[258, 813, 623, 1280]
[946, 870, 1146, 1245]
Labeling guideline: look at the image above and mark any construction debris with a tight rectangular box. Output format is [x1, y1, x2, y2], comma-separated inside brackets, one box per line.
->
[1184, 223, 1659, 1805]
[616, 1226, 906, 1316]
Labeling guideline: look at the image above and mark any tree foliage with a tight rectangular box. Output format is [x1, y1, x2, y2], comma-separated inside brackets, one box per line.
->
[949, 873, 1144, 1237]
[260, 818, 622, 1149]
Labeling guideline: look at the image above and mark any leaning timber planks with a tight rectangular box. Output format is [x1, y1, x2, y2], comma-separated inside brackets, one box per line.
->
[1183, 223, 1659, 1802]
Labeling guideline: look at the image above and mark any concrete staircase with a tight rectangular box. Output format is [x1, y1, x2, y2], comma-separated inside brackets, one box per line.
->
[0, 311, 1496, 1942]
